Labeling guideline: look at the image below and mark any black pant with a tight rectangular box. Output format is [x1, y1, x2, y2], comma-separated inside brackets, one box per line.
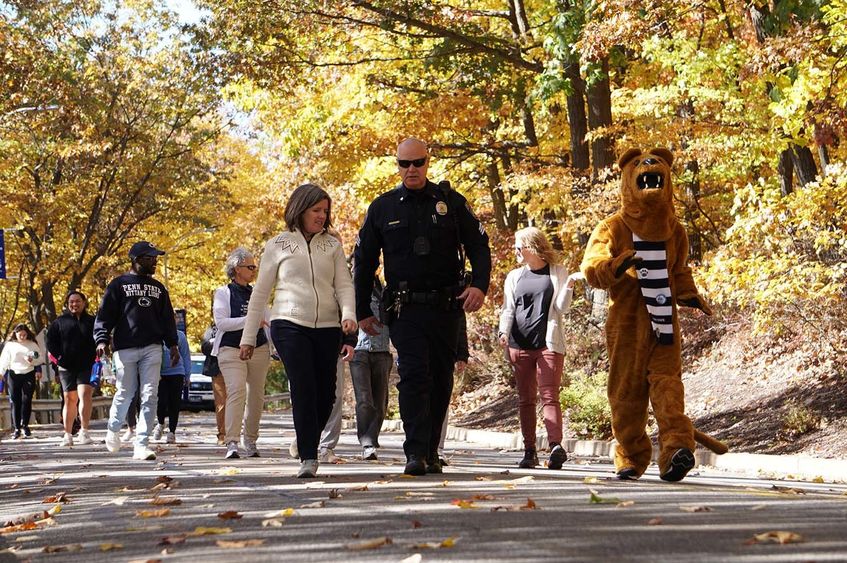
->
[389, 305, 460, 460]
[8, 371, 36, 430]
[271, 320, 341, 460]
[157, 376, 184, 433]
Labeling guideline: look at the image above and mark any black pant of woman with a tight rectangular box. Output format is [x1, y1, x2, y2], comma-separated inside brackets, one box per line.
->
[271, 320, 341, 461]
[8, 370, 36, 433]
[157, 376, 184, 433]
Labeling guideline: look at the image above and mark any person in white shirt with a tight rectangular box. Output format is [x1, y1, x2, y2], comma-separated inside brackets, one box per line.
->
[0, 324, 44, 439]
[239, 183, 357, 478]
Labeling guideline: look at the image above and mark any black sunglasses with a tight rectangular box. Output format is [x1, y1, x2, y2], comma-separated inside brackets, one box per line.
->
[238, 264, 257, 271]
[397, 157, 427, 168]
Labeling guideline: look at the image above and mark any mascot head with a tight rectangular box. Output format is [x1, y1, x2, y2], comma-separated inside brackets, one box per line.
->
[618, 147, 676, 241]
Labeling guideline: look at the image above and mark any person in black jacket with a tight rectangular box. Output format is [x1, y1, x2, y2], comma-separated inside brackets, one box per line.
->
[47, 290, 97, 447]
[354, 138, 492, 476]
[94, 240, 179, 462]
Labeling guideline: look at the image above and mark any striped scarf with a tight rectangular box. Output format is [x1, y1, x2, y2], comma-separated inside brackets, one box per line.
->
[633, 234, 674, 345]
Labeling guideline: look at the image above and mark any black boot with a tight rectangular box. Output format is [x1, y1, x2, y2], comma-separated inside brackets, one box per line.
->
[426, 452, 443, 474]
[404, 455, 426, 476]
[518, 448, 539, 468]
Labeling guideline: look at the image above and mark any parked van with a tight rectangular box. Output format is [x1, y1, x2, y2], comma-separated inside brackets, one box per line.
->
[182, 354, 214, 411]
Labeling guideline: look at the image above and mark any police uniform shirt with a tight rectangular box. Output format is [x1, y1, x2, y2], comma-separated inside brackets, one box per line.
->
[354, 180, 491, 320]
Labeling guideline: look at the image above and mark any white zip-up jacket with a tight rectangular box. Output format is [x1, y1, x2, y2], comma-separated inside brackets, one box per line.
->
[498, 263, 574, 354]
[240, 229, 356, 347]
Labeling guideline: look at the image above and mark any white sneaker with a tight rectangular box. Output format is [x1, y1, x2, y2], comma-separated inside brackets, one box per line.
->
[318, 448, 341, 463]
[363, 446, 377, 460]
[153, 423, 163, 441]
[121, 428, 135, 443]
[105, 430, 121, 452]
[60, 433, 73, 447]
[288, 440, 299, 459]
[297, 459, 319, 478]
[76, 429, 92, 445]
[225, 441, 240, 459]
[241, 437, 259, 458]
[166, 431, 175, 444]
[132, 445, 157, 461]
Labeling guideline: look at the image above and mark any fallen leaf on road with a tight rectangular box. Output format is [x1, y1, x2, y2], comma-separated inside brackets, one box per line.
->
[155, 476, 174, 484]
[345, 536, 392, 550]
[189, 526, 231, 536]
[405, 492, 434, 497]
[217, 511, 243, 520]
[1, 521, 39, 534]
[46, 505, 62, 516]
[451, 499, 477, 509]
[491, 498, 539, 512]
[261, 519, 284, 527]
[411, 520, 423, 528]
[617, 500, 635, 508]
[474, 476, 491, 481]
[409, 536, 458, 549]
[105, 496, 129, 506]
[39, 477, 58, 485]
[150, 496, 182, 506]
[42, 544, 83, 553]
[158, 535, 186, 545]
[746, 531, 804, 545]
[401, 555, 422, 563]
[647, 517, 663, 525]
[128, 559, 162, 563]
[216, 539, 265, 548]
[347, 485, 369, 492]
[472, 494, 496, 501]
[770, 485, 806, 495]
[119, 486, 145, 493]
[100, 543, 123, 551]
[136, 509, 171, 518]
[750, 505, 767, 511]
[300, 501, 325, 509]
[583, 477, 599, 484]
[264, 508, 295, 518]
[42, 492, 70, 504]
[219, 467, 241, 476]
[812, 476, 825, 483]
[213, 478, 235, 484]
[679, 505, 712, 513]
[328, 489, 343, 499]
[14, 535, 40, 542]
[589, 491, 622, 504]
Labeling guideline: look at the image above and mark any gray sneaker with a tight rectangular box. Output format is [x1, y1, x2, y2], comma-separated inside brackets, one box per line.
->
[225, 441, 240, 459]
[152, 423, 163, 441]
[241, 437, 260, 458]
[297, 459, 319, 478]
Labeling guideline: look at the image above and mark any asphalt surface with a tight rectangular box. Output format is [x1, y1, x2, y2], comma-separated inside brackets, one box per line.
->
[2, 411, 847, 562]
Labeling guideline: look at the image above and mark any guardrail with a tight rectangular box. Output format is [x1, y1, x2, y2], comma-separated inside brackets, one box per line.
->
[0, 392, 290, 431]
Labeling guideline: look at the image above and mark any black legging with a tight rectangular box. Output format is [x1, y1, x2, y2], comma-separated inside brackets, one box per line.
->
[8, 371, 36, 431]
[156, 376, 184, 433]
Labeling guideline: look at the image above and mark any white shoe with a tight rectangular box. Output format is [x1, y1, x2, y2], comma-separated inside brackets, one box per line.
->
[241, 437, 259, 457]
[132, 445, 157, 461]
[121, 428, 135, 443]
[225, 441, 240, 459]
[318, 448, 341, 463]
[76, 429, 92, 445]
[152, 423, 163, 441]
[288, 440, 299, 459]
[105, 430, 121, 453]
[297, 459, 319, 478]
[363, 446, 377, 460]
[60, 433, 73, 447]
[166, 431, 175, 444]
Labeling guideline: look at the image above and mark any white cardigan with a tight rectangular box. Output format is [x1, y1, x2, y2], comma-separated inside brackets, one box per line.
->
[240, 229, 356, 347]
[498, 263, 574, 354]
[0, 340, 43, 375]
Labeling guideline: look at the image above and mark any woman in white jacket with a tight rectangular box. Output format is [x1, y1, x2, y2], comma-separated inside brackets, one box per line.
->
[0, 324, 44, 439]
[498, 227, 577, 470]
[239, 183, 357, 478]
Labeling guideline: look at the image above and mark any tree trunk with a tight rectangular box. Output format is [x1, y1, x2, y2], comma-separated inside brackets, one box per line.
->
[684, 159, 702, 262]
[791, 144, 817, 187]
[563, 62, 590, 172]
[586, 58, 615, 177]
[778, 148, 793, 196]
[486, 158, 508, 232]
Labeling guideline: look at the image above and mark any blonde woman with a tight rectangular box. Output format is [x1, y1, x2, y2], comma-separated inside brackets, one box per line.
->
[498, 227, 577, 470]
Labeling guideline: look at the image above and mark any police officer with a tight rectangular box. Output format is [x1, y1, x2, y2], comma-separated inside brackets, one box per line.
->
[354, 138, 491, 476]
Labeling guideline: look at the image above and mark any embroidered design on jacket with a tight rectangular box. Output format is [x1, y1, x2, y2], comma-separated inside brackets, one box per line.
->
[275, 237, 298, 254]
[314, 237, 336, 253]
[633, 233, 674, 345]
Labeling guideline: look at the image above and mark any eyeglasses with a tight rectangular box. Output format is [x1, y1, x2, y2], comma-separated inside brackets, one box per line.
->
[397, 157, 427, 169]
[237, 265, 257, 271]
[514, 246, 523, 251]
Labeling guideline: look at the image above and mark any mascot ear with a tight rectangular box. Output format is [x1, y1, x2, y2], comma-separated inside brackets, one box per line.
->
[649, 148, 674, 167]
[618, 148, 642, 169]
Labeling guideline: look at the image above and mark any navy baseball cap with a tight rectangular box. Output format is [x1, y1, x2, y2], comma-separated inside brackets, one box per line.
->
[128, 241, 166, 260]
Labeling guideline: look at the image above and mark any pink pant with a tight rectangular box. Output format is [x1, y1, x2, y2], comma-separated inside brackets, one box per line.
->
[508, 347, 564, 450]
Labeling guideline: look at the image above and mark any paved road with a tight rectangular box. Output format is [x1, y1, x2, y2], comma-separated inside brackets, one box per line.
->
[2, 412, 847, 562]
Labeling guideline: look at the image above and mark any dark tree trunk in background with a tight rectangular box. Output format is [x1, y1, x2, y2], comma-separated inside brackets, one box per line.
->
[778, 149, 794, 196]
[564, 62, 590, 172]
[586, 58, 615, 177]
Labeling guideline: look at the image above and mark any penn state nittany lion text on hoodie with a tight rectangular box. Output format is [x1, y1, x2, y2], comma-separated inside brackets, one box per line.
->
[94, 273, 178, 352]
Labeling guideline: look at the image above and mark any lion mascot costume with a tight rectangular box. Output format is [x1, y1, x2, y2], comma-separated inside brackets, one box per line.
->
[580, 148, 727, 482]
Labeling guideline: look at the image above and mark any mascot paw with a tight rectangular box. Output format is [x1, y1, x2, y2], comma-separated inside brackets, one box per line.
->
[614, 254, 644, 278]
[679, 295, 713, 316]
[616, 467, 640, 481]
[659, 448, 695, 482]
